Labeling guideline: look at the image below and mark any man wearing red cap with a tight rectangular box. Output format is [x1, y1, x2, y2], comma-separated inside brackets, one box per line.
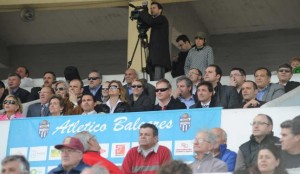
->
[48, 137, 90, 174]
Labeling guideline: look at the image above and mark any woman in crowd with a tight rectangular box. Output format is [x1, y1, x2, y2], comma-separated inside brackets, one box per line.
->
[55, 80, 69, 99]
[0, 95, 23, 120]
[128, 79, 153, 112]
[49, 95, 65, 116]
[98, 80, 130, 113]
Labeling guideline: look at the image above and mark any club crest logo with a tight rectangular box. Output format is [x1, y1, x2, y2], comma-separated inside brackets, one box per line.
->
[38, 120, 50, 138]
[179, 113, 191, 132]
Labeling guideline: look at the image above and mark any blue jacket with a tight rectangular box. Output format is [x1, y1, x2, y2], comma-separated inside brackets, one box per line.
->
[218, 144, 237, 172]
[48, 160, 89, 174]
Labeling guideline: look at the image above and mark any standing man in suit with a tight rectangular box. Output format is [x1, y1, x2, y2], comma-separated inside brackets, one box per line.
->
[27, 86, 54, 117]
[140, 2, 171, 80]
[204, 64, 240, 109]
[254, 67, 285, 102]
[83, 70, 102, 102]
[4, 73, 31, 103]
[277, 64, 300, 93]
[190, 81, 215, 108]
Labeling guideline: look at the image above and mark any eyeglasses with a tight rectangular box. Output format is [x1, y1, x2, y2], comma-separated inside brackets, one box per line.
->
[194, 138, 209, 144]
[109, 85, 119, 90]
[278, 69, 291, 73]
[4, 100, 16, 105]
[155, 88, 169, 92]
[132, 85, 142, 89]
[250, 121, 270, 126]
[55, 87, 65, 91]
[88, 77, 100, 81]
[102, 87, 109, 91]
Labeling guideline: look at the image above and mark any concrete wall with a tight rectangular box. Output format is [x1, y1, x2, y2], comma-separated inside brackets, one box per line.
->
[0, 40, 128, 79]
[0, 39, 9, 69]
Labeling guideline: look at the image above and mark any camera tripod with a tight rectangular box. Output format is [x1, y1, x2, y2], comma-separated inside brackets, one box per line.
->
[126, 32, 149, 81]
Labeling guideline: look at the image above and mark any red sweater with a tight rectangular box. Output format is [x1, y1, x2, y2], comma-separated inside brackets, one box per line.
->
[83, 151, 122, 174]
[121, 145, 172, 174]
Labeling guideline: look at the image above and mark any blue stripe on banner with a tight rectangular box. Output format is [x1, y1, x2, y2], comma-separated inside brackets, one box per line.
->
[7, 108, 221, 173]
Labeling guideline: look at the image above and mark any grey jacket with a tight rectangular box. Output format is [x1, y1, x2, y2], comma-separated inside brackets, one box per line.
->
[262, 83, 285, 102]
[191, 153, 228, 173]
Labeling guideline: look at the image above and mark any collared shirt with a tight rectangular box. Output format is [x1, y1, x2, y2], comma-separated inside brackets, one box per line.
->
[201, 101, 211, 108]
[106, 99, 122, 113]
[82, 110, 97, 115]
[137, 143, 159, 158]
[89, 85, 101, 96]
[158, 98, 171, 108]
[256, 86, 268, 101]
[178, 95, 195, 109]
[127, 85, 133, 95]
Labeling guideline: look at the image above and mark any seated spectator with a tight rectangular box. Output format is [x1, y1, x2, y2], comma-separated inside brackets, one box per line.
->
[153, 79, 186, 110]
[235, 114, 279, 170]
[55, 80, 69, 99]
[1, 155, 30, 174]
[229, 67, 246, 103]
[27, 86, 54, 117]
[4, 73, 30, 103]
[184, 32, 214, 76]
[0, 80, 6, 110]
[128, 79, 153, 112]
[30, 71, 56, 101]
[172, 76, 196, 108]
[122, 123, 172, 174]
[277, 63, 300, 93]
[98, 80, 130, 113]
[191, 130, 228, 173]
[188, 68, 202, 95]
[254, 67, 285, 102]
[171, 34, 192, 78]
[101, 81, 110, 104]
[48, 136, 90, 174]
[49, 95, 65, 116]
[15, 66, 34, 88]
[251, 145, 288, 174]
[290, 57, 300, 71]
[81, 93, 97, 115]
[123, 68, 156, 105]
[280, 119, 300, 170]
[0, 95, 24, 120]
[211, 128, 237, 172]
[204, 64, 240, 109]
[157, 160, 192, 174]
[74, 131, 122, 174]
[190, 81, 216, 108]
[83, 70, 103, 103]
[81, 164, 109, 174]
[241, 80, 265, 108]
[65, 79, 84, 115]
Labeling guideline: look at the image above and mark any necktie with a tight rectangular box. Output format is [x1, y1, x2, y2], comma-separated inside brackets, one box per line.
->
[162, 106, 167, 110]
[41, 104, 46, 116]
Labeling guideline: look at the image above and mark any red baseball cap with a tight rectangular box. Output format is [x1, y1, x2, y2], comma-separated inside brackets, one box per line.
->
[55, 137, 84, 152]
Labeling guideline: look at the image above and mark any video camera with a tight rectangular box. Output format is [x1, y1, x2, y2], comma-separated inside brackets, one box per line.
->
[129, 2, 149, 37]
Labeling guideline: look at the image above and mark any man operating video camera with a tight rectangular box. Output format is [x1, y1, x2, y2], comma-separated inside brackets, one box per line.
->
[139, 2, 171, 81]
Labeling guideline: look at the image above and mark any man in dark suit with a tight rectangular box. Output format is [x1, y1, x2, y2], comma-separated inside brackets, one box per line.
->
[83, 70, 102, 102]
[277, 63, 300, 93]
[123, 68, 155, 105]
[190, 81, 216, 108]
[29, 71, 56, 101]
[254, 67, 285, 102]
[4, 73, 30, 103]
[204, 64, 240, 109]
[27, 86, 54, 117]
[140, 2, 171, 80]
[153, 79, 186, 110]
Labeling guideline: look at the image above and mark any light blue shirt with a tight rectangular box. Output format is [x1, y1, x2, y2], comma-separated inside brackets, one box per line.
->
[89, 85, 101, 96]
[178, 95, 195, 109]
[257, 86, 268, 101]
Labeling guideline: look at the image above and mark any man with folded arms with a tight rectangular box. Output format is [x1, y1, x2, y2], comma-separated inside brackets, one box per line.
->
[48, 136, 90, 174]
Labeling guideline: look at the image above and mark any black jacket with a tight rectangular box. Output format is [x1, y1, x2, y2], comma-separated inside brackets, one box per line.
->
[128, 93, 153, 112]
[190, 99, 217, 108]
[284, 81, 300, 93]
[4, 88, 30, 103]
[171, 51, 189, 78]
[83, 85, 102, 102]
[154, 97, 186, 110]
[239, 133, 279, 168]
[98, 101, 131, 113]
[213, 82, 240, 109]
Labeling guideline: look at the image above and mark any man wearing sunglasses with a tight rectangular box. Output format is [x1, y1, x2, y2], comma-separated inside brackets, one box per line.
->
[153, 79, 186, 110]
[235, 114, 279, 171]
[83, 70, 103, 103]
[277, 63, 300, 93]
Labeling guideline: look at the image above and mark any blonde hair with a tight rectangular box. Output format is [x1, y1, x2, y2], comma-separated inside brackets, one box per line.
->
[3, 95, 23, 113]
